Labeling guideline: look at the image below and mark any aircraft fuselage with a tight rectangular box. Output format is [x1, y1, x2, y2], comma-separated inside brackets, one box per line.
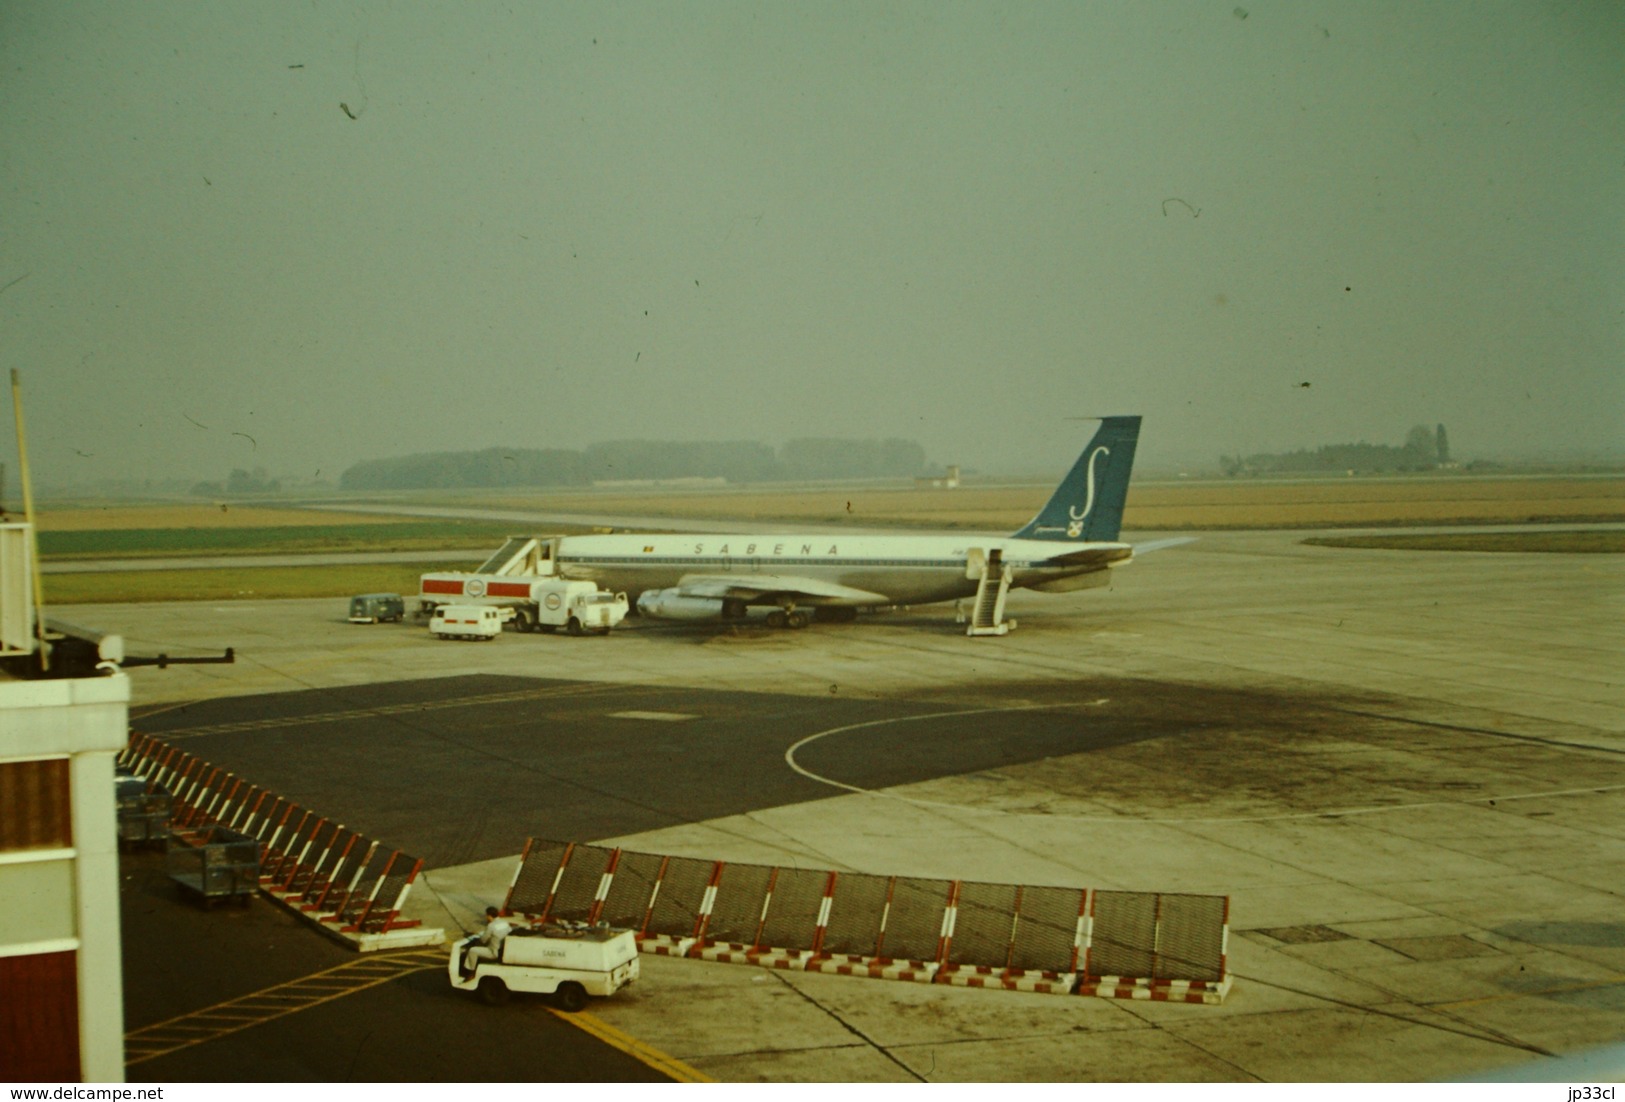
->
[554, 533, 1131, 607]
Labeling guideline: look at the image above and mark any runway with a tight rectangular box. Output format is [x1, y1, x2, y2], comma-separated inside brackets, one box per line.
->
[96, 527, 1623, 1081]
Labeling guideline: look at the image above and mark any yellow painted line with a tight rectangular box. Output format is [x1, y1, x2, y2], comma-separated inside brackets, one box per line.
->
[124, 944, 701, 1080]
[552, 1009, 715, 1083]
[125, 948, 444, 1066]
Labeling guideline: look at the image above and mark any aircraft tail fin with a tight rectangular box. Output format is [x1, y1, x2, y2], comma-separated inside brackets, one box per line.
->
[1010, 416, 1142, 543]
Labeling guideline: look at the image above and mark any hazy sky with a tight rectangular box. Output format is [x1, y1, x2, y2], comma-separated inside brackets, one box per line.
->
[2, 1, 1620, 488]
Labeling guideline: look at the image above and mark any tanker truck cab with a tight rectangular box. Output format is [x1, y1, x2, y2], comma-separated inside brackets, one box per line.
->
[531, 577, 629, 635]
[449, 919, 640, 1010]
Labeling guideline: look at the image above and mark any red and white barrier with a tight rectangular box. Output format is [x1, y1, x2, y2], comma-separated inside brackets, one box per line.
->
[121, 734, 440, 952]
[502, 838, 1234, 1003]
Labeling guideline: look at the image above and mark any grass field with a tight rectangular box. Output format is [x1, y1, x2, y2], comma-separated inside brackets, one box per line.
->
[41, 561, 477, 606]
[1303, 531, 1625, 553]
[36, 504, 406, 531]
[38, 521, 526, 560]
[426, 474, 1625, 532]
[33, 474, 1622, 604]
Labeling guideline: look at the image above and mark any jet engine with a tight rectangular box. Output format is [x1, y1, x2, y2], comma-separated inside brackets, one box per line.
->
[636, 589, 801, 623]
[636, 588, 733, 621]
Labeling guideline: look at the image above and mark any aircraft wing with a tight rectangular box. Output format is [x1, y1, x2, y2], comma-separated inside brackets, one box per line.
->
[675, 574, 888, 605]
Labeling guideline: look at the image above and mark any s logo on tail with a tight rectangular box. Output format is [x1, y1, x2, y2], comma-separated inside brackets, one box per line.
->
[1011, 416, 1142, 544]
[1065, 445, 1112, 537]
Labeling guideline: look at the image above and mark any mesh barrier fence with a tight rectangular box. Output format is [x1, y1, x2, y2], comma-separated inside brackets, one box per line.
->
[882, 877, 952, 963]
[1156, 892, 1228, 982]
[547, 844, 615, 922]
[822, 872, 891, 958]
[505, 839, 570, 914]
[311, 833, 371, 913]
[949, 881, 1019, 969]
[121, 736, 426, 936]
[288, 823, 356, 899]
[1090, 890, 1160, 978]
[264, 813, 323, 883]
[487, 842, 1234, 988]
[261, 803, 311, 861]
[333, 844, 395, 926]
[1008, 886, 1086, 974]
[235, 790, 283, 840]
[759, 868, 830, 952]
[704, 863, 774, 945]
[358, 855, 420, 932]
[266, 816, 326, 890]
[599, 850, 665, 932]
[644, 855, 716, 938]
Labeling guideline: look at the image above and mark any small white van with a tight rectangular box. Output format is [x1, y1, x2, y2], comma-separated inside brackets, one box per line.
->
[430, 604, 505, 640]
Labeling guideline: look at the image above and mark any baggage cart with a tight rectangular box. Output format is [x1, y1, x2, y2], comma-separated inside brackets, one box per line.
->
[115, 771, 172, 850]
[167, 826, 260, 908]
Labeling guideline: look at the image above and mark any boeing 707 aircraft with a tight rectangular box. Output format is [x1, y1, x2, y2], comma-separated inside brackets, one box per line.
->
[537, 415, 1147, 634]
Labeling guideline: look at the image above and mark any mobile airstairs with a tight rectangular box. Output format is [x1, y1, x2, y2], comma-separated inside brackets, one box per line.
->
[475, 537, 556, 576]
[965, 548, 1014, 637]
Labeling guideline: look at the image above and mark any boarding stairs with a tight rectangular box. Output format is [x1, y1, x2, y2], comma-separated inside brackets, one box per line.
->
[966, 550, 1014, 636]
[475, 537, 554, 576]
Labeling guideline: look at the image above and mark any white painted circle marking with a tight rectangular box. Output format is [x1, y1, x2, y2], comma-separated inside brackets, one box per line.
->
[783, 706, 1625, 825]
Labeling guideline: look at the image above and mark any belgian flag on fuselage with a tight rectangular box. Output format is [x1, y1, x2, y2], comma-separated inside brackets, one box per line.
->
[1009, 416, 1141, 544]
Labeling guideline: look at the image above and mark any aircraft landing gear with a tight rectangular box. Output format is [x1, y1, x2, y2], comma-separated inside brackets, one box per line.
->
[767, 607, 810, 630]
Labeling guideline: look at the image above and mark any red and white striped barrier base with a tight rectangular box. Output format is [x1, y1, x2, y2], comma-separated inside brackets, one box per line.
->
[938, 965, 1077, 995]
[690, 942, 817, 968]
[748, 948, 814, 970]
[692, 941, 754, 963]
[637, 935, 697, 957]
[805, 955, 939, 983]
[1075, 976, 1232, 1005]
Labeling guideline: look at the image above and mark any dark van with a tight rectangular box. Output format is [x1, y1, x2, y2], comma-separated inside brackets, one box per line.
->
[349, 593, 405, 623]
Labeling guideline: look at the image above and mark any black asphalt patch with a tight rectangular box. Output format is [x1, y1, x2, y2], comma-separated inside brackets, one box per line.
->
[132, 674, 1192, 867]
[119, 848, 664, 1082]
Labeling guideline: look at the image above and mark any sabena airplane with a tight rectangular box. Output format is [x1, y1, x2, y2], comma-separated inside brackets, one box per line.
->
[505, 415, 1147, 635]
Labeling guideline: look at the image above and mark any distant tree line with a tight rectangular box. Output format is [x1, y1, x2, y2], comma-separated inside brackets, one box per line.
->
[191, 467, 282, 496]
[337, 438, 931, 490]
[1221, 424, 1451, 476]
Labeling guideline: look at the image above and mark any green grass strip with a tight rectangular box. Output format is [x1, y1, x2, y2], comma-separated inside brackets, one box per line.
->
[38, 521, 527, 560]
[1303, 531, 1623, 553]
[44, 561, 477, 606]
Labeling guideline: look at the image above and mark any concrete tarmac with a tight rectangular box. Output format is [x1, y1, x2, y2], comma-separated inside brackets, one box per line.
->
[88, 527, 1624, 1082]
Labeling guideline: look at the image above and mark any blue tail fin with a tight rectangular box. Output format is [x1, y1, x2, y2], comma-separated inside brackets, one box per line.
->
[1010, 416, 1141, 543]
